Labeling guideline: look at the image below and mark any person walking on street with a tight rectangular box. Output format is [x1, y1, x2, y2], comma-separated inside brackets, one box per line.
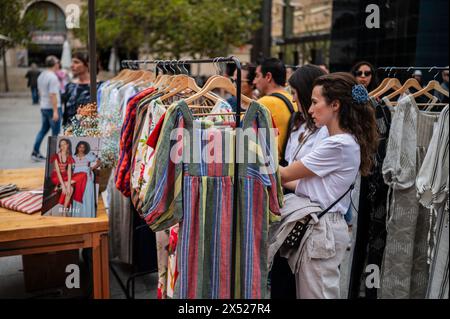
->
[435, 68, 449, 103]
[25, 63, 41, 105]
[31, 55, 62, 162]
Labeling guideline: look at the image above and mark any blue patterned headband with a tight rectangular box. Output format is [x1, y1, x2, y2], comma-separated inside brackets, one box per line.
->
[352, 84, 369, 104]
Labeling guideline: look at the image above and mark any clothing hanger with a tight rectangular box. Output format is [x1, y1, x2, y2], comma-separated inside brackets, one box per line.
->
[369, 67, 391, 96]
[112, 62, 134, 81]
[153, 61, 170, 88]
[412, 68, 449, 99]
[185, 58, 252, 107]
[372, 68, 402, 99]
[386, 68, 434, 101]
[184, 75, 253, 107]
[160, 62, 219, 103]
[133, 61, 154, 84]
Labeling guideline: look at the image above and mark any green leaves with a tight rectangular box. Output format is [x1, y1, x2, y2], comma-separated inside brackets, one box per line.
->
[0, 0, 46, 49]
[77, 0, 262, 59]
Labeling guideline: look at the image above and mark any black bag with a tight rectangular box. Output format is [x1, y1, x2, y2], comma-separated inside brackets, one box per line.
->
[282, 184, 355, 250]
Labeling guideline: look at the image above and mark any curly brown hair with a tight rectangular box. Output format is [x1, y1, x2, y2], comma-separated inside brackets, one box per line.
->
[313, 72, 379, 176]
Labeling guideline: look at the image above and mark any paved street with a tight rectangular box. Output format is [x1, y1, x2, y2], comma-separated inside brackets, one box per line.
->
[0, 96, 48, 169]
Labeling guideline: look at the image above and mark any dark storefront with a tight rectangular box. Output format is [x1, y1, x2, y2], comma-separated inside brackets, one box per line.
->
[26, 1, 67, 66]
[330, 0, 449, 80]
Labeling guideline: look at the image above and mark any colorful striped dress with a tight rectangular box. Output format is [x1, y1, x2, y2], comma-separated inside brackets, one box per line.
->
[141, 100, 283, 299]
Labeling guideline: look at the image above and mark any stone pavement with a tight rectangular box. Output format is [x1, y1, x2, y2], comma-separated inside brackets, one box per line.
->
[0, 96, 158, 299]
[0, 96, 48, 169]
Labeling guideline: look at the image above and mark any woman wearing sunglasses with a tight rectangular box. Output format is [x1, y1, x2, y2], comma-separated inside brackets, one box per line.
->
[350, 61, 378, 93]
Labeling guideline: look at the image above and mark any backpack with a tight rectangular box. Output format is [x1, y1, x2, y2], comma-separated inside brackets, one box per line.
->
[270, 92, 297, 166]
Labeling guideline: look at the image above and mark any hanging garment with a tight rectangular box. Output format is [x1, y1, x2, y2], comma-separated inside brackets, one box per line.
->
[426, 207, 449, 299]
[130, 96, 165, 211]
[141, 100, 283, 299]
[415, 105, 449, 299]
[98, 80, 147, 264]
[146, 100, 232, 299]
[349, 97, 392, 299]
[381, 95, 440, 298]
[115, 87, 156, 196]
[108, 173, 133, 264]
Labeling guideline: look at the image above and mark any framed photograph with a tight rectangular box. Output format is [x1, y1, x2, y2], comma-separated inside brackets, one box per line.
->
[42, 136, 102, 218]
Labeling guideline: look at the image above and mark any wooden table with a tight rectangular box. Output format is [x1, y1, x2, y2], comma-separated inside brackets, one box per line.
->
[0, 168, 110, 298]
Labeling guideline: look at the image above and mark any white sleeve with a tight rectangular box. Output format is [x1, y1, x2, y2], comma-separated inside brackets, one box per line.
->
[300, 138, 343, 177]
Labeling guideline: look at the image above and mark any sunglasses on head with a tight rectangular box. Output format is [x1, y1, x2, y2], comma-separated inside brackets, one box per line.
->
[355, 71, 372, 77]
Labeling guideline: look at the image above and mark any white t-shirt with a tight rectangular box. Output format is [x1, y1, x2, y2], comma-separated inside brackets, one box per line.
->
[295, 133, 360, 215]
[37, 70, 61, 110]
[285, 124, 329, 165]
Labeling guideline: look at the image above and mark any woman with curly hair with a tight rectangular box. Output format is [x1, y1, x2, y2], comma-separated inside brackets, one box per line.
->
[279, 72, 379, 298]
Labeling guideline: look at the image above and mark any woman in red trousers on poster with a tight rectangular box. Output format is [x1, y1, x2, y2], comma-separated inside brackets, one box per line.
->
[50, 138, 87, 214]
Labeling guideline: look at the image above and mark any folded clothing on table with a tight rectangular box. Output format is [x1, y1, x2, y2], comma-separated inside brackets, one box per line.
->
[0, 190, 43, 214]
[0, 184, 19, 199]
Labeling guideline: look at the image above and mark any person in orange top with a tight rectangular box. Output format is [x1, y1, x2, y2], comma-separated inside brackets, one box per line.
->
[253, 58, 298, 163]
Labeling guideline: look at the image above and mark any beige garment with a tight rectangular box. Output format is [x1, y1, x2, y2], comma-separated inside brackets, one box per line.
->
[295, 212, 350, 299]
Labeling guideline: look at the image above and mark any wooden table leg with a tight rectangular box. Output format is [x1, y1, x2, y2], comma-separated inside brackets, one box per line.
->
[100, 233, 110, 299]
[92, 233, 102, 299]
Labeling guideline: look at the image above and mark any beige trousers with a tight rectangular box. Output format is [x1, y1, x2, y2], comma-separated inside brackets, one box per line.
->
[296, 212, 349, 299]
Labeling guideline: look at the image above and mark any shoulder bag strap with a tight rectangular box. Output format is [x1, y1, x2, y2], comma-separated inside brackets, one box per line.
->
[316, 183, 355, 219]
[270, 92, 295, 114]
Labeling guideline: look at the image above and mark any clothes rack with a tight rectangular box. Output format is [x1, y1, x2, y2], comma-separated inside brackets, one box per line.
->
[117, 56, 244, 298]
[377, 66, 449, 78]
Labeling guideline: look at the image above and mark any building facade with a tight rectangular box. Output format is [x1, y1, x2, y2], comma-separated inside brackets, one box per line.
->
[271, 0, 333, 66]
[6, 0, 84, 67]
[329, 0, 449, 76]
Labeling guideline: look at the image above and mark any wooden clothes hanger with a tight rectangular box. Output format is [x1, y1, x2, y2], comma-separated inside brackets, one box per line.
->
[369, 68, 392, 96]
[372, 77, 402, 99]
[412, 80, 449, 99]
[386, 77, 434, 101]
[369, 76, 391, 96]
[184, 75, 253, 107]
[111, 68, 132, 81]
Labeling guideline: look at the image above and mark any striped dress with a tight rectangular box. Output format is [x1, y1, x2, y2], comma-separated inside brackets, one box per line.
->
[141, 100, 283, 299]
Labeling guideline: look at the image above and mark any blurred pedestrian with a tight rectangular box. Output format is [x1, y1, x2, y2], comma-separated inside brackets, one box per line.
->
[63, 51, 93, 126]
[31, 55, 62, 162]
[435, 68, 449, 103]
[55, 60, 69, 95]
[413, 70, 423, 86]
[227, 63, 257, 111]
[286, 66, 295, 82]
[319, 64, 330, 74]
[25, 63, 41, 105]
[351, 61, 378, 92]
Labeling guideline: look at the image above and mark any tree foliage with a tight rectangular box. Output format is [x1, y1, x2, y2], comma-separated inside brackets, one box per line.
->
[76, 0, 262, 58]
[0, 0, 45, 49]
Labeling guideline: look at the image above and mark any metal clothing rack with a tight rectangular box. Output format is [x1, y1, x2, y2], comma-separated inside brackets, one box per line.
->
[117, 56, 243, 299]
[377, 66, 449, 78]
